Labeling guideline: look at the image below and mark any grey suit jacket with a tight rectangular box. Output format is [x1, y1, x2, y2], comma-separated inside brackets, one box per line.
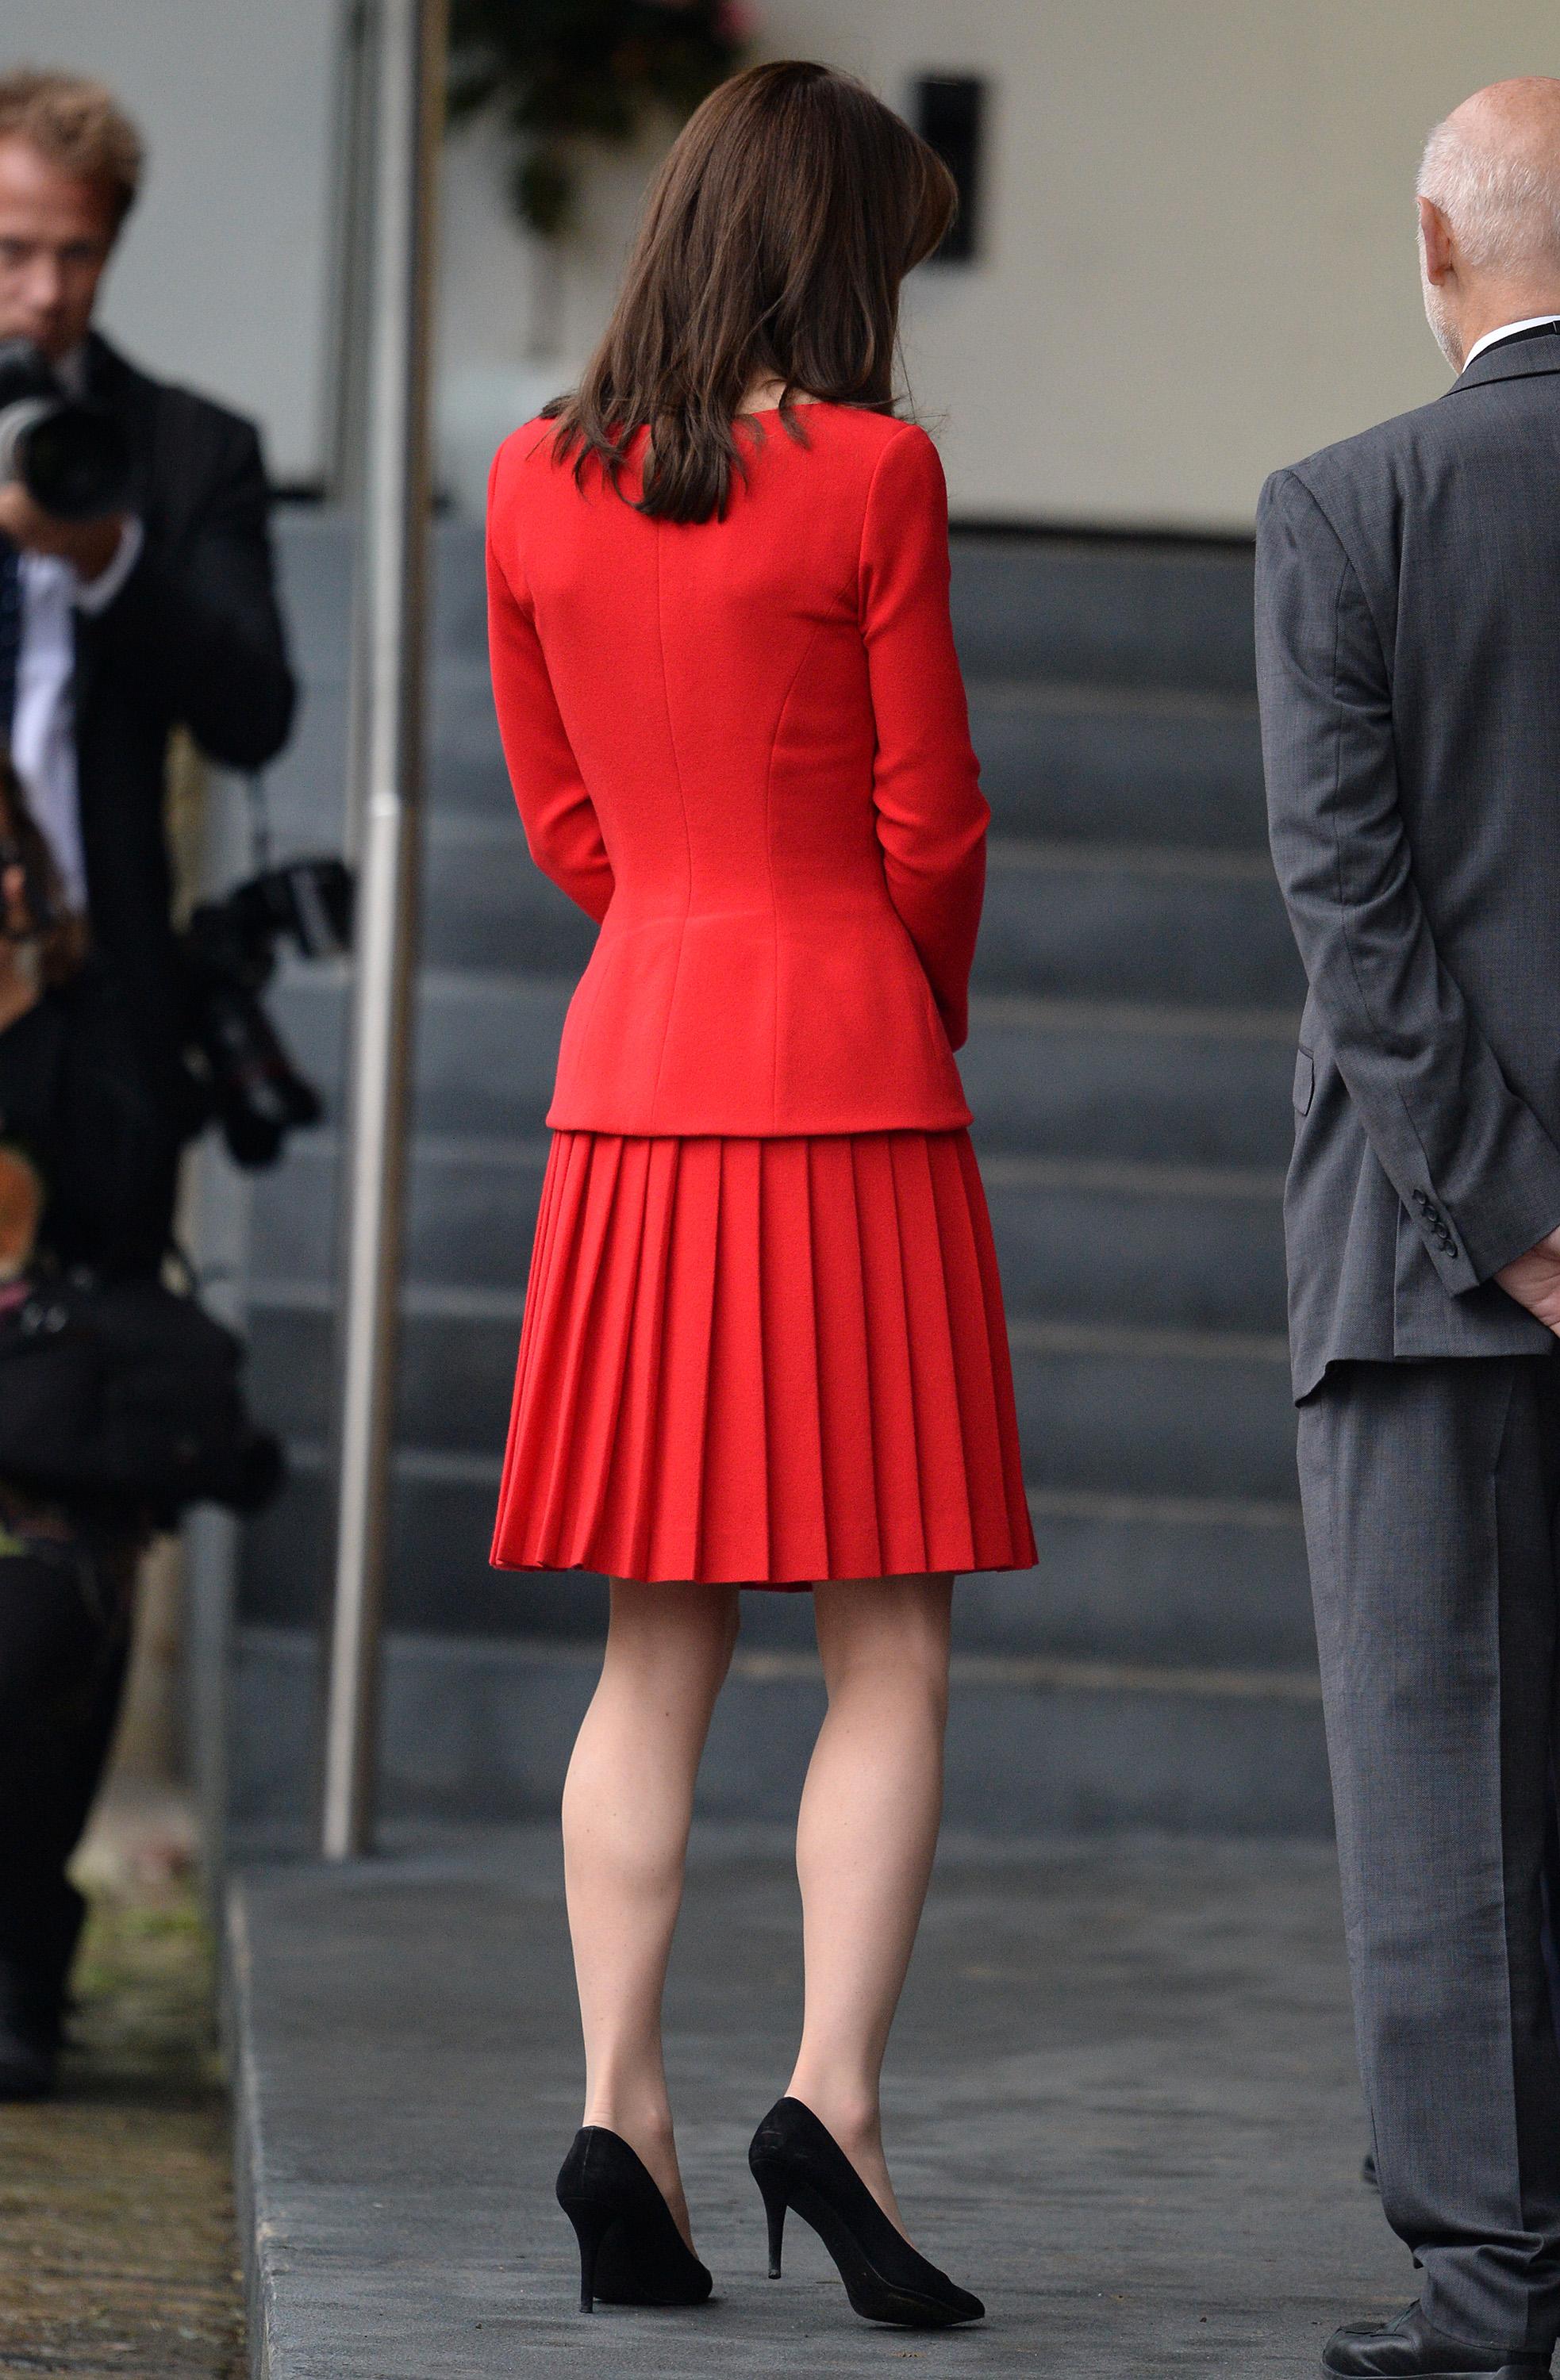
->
[1255, 329, 1560, 1399]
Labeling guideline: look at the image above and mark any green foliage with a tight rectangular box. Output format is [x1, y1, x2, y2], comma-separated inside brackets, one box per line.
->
[448, 0, 752, 238]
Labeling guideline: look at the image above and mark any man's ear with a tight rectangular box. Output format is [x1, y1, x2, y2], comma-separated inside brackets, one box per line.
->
[1418, 195, 1456, 285]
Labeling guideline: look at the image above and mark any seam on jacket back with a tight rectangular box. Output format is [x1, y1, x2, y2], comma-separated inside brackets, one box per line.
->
[644, 518, 694, 1133]
[763, 607, 835, 1130]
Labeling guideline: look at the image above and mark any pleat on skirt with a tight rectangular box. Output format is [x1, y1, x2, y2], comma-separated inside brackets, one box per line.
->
[490, 1128, 1037, 1586]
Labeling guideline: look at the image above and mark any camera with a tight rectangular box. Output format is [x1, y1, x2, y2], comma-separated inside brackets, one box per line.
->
[0, 337, 132, 520]
[182, 858, 354, 1170]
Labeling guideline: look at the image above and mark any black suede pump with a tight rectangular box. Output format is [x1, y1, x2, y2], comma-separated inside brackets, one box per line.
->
[555, 2126, 713, 2315]
[747, 2096, 984, 2328]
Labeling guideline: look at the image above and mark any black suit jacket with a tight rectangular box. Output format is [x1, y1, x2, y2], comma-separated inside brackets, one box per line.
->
[73, 332, 296, 1123]
[1255, 329, 1560, 1397]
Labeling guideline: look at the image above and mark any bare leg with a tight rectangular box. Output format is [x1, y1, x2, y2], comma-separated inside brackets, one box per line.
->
[786, 1572, 953, 2235]
[562, 1579, 739, 2249]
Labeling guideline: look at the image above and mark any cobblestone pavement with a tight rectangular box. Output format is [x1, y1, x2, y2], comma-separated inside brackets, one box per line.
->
[0, 1835, 244, 2379]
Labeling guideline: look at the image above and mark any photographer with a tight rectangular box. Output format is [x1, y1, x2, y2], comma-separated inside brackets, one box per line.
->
[0, 70, 297, 2098]
[0, 67, 295, 1178]
[0, 755, 186, 2097]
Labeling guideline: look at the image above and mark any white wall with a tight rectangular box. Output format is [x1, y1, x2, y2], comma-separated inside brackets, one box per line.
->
[1, 0, 339, 487]
[8, 3, 1558, 524]
[440, 0, 1560, 528]
[436, 111, 666, 510]
[761, 0, 1560, 526]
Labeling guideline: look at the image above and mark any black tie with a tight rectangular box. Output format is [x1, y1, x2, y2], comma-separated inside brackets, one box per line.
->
[0, 535, 20, 750]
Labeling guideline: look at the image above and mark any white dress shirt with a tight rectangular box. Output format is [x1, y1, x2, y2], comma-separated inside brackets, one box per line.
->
[8, 341, 143, 916]
[1462, 314, 1560, 370]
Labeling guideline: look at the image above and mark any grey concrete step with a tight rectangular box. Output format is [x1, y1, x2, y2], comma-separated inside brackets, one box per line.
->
[241, 1289, 1297, 1503]
[239, 1439, 1310, 1667]
[979, 1153, 1287, 1333]
[230, 1627, 1326, 1834]
[1009, 1319, 1295, 1499]
[269, 965, 1299, 1167]
[415, 515, 1262, 689]
[249, 1136, 1288, 1336]
[414, 822, 1304, 1009]
[967, 682, 1266, 850]
[975, 1485, 1311, 1668]
[267, 521, 1262, 860]
[273, 512, 1258, 691]
[417, 662, 1270, 854]
[948, 530, 1256, 692]
[976, 840, 1300, 1004]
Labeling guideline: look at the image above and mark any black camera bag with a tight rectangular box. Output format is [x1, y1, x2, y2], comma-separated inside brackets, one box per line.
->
[0, 1272, 282, 1516]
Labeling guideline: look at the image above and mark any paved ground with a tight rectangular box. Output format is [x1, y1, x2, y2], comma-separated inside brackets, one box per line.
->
[0, 1794, 244, 2380]
[231, 1826, 1409, 2378]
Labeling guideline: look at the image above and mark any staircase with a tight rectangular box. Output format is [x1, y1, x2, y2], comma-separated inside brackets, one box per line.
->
[227, 510, 1328, 1837]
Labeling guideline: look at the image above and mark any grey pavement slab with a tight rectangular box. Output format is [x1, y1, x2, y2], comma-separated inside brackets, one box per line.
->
[229, 1826, 1407, 2378]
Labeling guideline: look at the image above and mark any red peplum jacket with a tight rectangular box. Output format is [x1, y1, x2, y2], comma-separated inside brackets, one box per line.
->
[485, 401, 989, 1137]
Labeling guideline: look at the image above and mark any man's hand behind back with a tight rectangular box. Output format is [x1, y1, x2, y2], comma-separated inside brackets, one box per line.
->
[1495, 1226, 1560, 1335]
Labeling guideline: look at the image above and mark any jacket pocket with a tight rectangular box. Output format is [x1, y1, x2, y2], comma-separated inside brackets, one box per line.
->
[1292, 1047, 1315, 1116]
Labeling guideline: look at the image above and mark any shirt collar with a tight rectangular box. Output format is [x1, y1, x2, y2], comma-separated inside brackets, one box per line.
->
[46, 342, 89, 398]
[1462, 314, 1560, 371]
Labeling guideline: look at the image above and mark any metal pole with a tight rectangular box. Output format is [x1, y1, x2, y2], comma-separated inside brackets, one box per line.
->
[321, 0, 448, 1859]
[325, 0, 381, 512]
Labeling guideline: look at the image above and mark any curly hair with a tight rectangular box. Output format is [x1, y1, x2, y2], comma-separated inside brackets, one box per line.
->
[0, 67, 143, 227]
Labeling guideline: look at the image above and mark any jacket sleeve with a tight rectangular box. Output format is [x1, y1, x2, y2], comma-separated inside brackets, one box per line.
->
[1255, 465, 1560, 1290]
[92, 416, 295, 771]
[859, 425, 988, 1051]
[485, 445, 613, 925]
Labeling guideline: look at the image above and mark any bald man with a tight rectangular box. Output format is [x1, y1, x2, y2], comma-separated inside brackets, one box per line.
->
[1257, 78, 1560, 2380]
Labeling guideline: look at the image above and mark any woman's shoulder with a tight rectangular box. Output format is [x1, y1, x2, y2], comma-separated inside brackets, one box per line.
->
[779, 407, 945, 502]
[486, 405, 946, 528]
[490, 415, 567, 503]
[780, 404, 935, 459]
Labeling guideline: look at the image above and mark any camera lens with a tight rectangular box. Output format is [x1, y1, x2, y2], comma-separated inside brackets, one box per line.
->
[11, 405, 132, 521]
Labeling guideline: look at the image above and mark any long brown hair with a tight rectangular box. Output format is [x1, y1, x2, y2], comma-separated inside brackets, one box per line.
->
[546, 61, 957, 524]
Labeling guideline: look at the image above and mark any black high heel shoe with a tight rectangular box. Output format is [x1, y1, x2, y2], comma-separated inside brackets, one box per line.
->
[555, 2126, 713, 2314]
[748, 2096, 985, 2329]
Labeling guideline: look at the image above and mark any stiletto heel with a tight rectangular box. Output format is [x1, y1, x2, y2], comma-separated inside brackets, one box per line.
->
[555, 2127, 713, 2313]
[561, 2198, 614, 2313]
[758, 2176, 787, 2277]
[748, 2096, 984, 2329]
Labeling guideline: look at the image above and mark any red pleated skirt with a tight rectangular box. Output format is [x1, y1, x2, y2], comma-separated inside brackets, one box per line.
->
[490, 1129, 1037, 1587]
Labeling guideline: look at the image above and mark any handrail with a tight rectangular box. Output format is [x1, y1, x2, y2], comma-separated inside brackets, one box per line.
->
[321, 0, 448, 1860]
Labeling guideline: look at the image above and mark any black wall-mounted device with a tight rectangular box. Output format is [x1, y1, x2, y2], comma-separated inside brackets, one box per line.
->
[911, 74, 987, 264]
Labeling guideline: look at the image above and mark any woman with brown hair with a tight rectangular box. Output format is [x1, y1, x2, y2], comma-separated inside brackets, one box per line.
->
[486, 60, 1036, 2328]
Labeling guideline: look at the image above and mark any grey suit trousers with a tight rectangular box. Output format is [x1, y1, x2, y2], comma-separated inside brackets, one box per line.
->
[1297, 1356, 1560, 2350]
